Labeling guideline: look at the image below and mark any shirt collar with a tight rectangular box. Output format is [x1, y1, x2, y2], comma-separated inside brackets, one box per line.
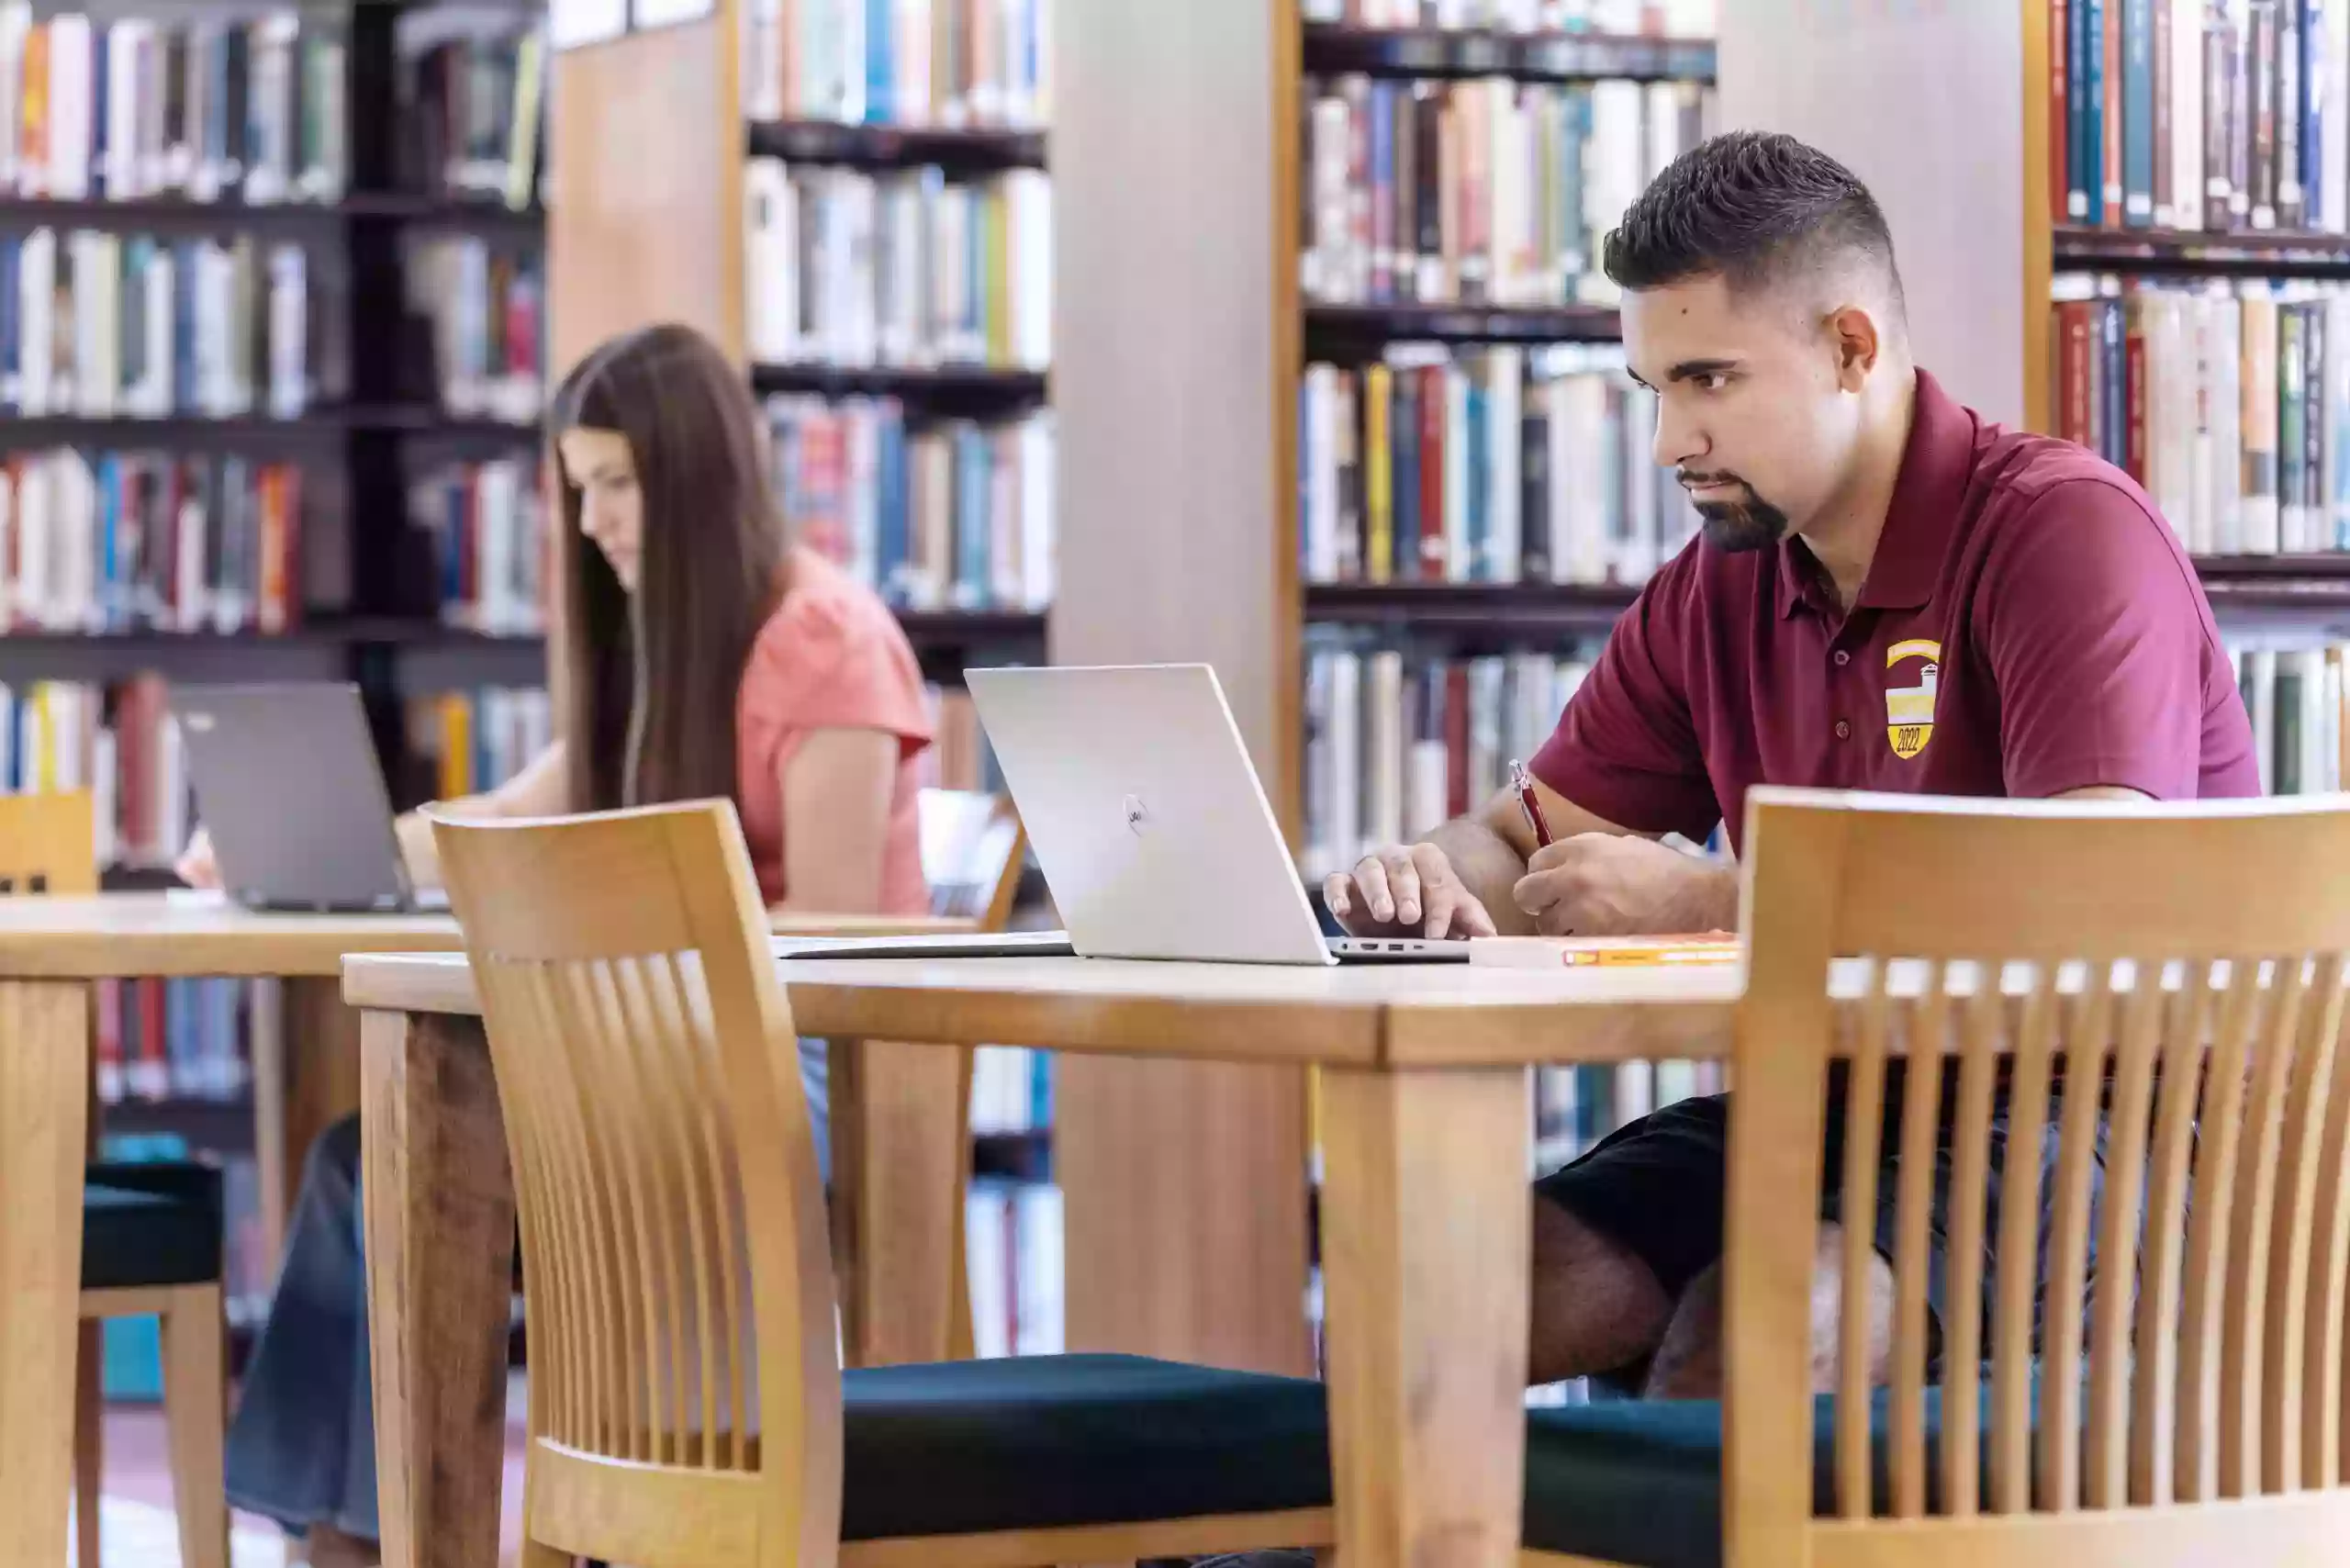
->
[1773, 367, 1973, 621]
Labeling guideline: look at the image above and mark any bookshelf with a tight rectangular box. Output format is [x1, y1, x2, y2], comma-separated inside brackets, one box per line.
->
[0, 0, 553, 1361]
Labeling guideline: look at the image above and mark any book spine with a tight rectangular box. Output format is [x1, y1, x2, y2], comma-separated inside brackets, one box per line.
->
[2279, 297, 2307, 548]
[2244, 287, 2282, 549]
[2156, 0, 2176, 223]
[2129, 0, 2157, 223]
[2253, 0, 2279, 225]
[2063, 0, 2086, 220]
[2281, 0, 2306, 222]
[2108, 0, 2127, 222]
[1365, 361, 1393, 584]
[2128, 291, 2151, 478]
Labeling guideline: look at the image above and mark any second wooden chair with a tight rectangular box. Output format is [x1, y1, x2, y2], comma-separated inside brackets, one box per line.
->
[429, 800, 1333, 1568]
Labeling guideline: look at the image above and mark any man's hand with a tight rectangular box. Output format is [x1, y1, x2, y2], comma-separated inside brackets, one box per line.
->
[174, 827, 221, 890]
[1323, 843, 1499, 940]
[1512, 833, 1737, 936]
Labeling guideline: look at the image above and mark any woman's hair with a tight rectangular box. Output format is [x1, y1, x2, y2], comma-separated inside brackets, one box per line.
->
[549, 322, 786, 812]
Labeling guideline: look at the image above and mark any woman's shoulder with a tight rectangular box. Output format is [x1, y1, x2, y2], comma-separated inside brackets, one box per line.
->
[752, 549, 917, 666]
[740, 549, 929, 735]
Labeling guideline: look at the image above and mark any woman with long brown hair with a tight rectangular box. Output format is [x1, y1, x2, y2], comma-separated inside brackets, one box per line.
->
[198, 322, 932, 1564]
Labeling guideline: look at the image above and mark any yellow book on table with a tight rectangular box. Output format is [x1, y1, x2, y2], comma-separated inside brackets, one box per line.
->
[1469, 935, 1741, 968]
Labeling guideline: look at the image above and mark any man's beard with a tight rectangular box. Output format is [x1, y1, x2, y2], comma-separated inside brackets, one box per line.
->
[1683, 473, 1793, 554]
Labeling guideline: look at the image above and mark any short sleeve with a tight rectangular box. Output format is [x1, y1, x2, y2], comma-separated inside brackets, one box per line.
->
[739, 589, 934, 775]
[1527, 566, 1718, 838]
[1979, 479, 2211, 800]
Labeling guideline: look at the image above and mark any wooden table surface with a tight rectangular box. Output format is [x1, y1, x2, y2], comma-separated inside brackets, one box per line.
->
[344, 948, 1752, 1064]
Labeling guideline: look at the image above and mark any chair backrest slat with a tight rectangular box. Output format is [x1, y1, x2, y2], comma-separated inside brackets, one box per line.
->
[2221, 958, 2309, 1500]
[1936, 981, 2002, 1518]
[2086, 980, 2163, 1508]
[1834, 969, 1892, 1520]
[2128, 978, 2214, 1506]
[2265, 957, 2347, 1491]
[1728, 788, 2350, 1565]
[2305, 982, 2350, 1490]
[1886, 968, 1949, 1520]
[432, 801, 843, 1568]
[1988, 975, 2059, 1517]
[2176, 958, 2264, 1504]
[0, 791, 95, 896]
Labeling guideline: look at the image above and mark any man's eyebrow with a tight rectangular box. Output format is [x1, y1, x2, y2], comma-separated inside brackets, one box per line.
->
[1665, 358, 1741, 382]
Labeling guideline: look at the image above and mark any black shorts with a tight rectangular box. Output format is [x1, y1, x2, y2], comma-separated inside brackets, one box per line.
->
[1533, 1079, 2108, 1376]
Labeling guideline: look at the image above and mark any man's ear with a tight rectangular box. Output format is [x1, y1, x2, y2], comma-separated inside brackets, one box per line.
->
[1826, 304, 1881, 389]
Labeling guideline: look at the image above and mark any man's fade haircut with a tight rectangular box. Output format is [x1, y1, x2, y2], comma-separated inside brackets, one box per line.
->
[1601, 130, 1905, 318]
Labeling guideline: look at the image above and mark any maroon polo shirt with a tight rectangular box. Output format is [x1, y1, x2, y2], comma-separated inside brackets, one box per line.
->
[1529, 368, 2261, 854]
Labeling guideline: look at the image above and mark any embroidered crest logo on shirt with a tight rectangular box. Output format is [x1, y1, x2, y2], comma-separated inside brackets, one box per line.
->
[1886, 639, 1941, 760]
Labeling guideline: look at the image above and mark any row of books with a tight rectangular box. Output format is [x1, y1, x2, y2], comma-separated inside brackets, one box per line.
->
[1, 451, 302, 636]
[1300, 0, 1718, 32]
[2, 230, 330, 420]
[1302, 645, 1595, 882]
[2052, 0, 2350, 233]
[965, 1180, 1062, 1359]
[2051, 275, 2350, 554]
[1301, 636, 2350, 884]
[0, 678, 174, 867]
[408, 686, 553, 805]
[768, 398, 1054, 612]
[2236, 641, 2350, 795]
[1299, 344, 1696, 587]
[405, 235, 544, 426]
[744, 161, 1051, 371]
[95, 976, 256, 1105]
[395, 16, 547, 210]
[0, 7, 347, 205]
[1301, 75, 1712, 308]
[412, 457, 545, 638]
[969, 1044, 1050, 1136]
[742, 0, 1051, 130]
[1534, 1058, 1726, 1174]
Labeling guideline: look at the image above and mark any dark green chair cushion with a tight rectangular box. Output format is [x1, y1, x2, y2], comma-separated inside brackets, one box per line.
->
[83, 1160, 223, 1292]
[835, 1354, 1992, 1561]
[1522, 1386, 1988, 1568]
[840, 1353, 1332, 1539]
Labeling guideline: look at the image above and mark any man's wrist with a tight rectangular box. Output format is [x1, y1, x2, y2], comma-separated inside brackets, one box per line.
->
[1681, 858, 1740, 933]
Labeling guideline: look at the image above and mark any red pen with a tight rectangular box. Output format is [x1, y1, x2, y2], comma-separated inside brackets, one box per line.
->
[1509, 758, 1553, 848]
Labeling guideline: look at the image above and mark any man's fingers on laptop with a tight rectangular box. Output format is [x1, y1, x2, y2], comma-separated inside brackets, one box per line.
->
[1350, 855, 1394, 924]
[1382, 848, 1424, 927]
[1323, 872, 1355, 920]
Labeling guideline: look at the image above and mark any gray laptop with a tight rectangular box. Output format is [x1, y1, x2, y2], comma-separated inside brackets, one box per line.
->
[171, 682, 449, 914]
[785, 664, 1465, 967]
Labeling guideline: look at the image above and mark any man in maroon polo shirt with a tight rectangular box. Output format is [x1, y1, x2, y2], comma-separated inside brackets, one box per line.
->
[1324, 131, 2259, 1397]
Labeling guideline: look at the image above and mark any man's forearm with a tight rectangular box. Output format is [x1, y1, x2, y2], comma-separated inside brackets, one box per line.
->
[1423, 814, 1539, 935]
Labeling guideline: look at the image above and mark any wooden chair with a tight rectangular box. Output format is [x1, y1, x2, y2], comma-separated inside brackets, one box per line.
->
[430, 800, 1332, 1568]
[918, 789, 1026, 930]
[0, 790, 229, 1568]
[1521, 787, 2350, 1567]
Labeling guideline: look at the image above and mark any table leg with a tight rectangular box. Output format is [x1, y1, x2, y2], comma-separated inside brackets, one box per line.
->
[0, 980, 91, 1568]
[362, 1007, 514, 1568]
[1318, 1065, 1531, 1568]
[829, 1038, 975, 1365]
[256, 979, 366, 1269]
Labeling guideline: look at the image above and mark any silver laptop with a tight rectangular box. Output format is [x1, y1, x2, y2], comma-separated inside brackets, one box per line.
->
[786, 664, 1463, 967]
[171, 683, 450, 914]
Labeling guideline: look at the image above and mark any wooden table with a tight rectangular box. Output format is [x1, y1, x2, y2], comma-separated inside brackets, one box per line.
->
[0, 897, 960, 1568]
[0, 893, 467, 1568]
[341, 949, 1748, 1568]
